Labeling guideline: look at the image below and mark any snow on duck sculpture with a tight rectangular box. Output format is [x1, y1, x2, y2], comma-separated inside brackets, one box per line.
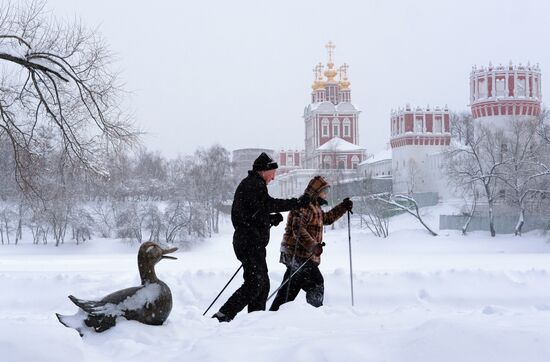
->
[56, 242, 178, 336]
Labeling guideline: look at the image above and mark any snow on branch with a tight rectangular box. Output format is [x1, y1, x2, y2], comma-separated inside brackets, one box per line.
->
[372, 193, 438, 236]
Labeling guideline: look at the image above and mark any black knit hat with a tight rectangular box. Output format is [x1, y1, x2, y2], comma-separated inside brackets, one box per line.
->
[252, 152, 278, 171]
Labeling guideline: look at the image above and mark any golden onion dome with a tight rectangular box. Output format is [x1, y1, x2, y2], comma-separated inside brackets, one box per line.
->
[311, 62, 326, 91]
[324, 63, 337, 83]
[314, 79, 326, 91]
[339, 78, 350, 90]
[338, 63, 350, 90]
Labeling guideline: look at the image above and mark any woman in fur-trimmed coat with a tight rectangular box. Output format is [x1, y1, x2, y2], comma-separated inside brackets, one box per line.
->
[269, 175, 353, 311]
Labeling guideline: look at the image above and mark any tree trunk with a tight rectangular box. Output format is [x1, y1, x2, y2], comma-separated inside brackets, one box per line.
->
[483, 184, 496, 237]
[462, 194, 477, 236]
[515, 207, 525, 236]
[488, 203, 496, 237]
[15, 203, 22, 245]
[4, 219, 10, 244]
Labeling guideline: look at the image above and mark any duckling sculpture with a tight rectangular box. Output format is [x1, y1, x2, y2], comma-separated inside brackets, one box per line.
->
[56, 242, 178, 336]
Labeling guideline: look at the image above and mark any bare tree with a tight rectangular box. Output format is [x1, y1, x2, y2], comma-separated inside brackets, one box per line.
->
[0, 0, 136, 189]
[405, 158, 421, 195]
[450, 111, 474, 146]
[358, 196, 390, 237]
[187, 145, 234, 234]
[446, 119, 506, 237]
[497, 118, 550, 235]
[355, 174, 390, 237]
[373, 193, 438, 236]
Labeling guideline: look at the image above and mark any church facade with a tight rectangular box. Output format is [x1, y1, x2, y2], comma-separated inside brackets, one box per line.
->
[271, 42, 366, 197]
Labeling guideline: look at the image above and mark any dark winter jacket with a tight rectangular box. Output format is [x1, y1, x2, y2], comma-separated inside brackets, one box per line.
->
[231, 171, 299, 248]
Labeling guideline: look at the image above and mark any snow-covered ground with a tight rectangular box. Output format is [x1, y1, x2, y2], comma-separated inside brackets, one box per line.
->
[2, 205, 550, 362]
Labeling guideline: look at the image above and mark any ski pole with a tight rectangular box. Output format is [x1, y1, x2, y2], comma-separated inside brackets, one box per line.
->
[347, 210, 355, 306]
[266, 253, 314, 303]
[202, 264, 243, 316]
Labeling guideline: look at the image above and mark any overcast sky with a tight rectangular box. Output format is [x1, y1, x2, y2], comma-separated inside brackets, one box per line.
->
[47, 0, 549, 158]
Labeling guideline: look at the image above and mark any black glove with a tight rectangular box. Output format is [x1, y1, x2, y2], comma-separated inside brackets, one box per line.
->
[269, 212, 283, 226]
[297, 193, 311, 208]
[312, 243, 324, 256]
[342, 197, 353, 212]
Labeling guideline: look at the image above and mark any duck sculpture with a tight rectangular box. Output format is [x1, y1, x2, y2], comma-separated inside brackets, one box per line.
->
[56, 242, 178, 336]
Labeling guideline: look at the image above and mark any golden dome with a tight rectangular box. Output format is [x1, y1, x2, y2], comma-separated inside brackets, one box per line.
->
[312, 62, 326, 91]
[323, 41, 338, 83]
[339, 63, 350, 90]
[324, 63, 337, 83]
[339, 79, 350, 90]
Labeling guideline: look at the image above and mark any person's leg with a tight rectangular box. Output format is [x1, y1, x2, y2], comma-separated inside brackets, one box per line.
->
[269, 266, 302, 311]
[247, 246, 270, 312]
[303, 264, 324, 308]
[217, 240, 258, 320]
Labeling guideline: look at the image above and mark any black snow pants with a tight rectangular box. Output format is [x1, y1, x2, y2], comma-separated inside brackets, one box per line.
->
[219, 237, 270, 319]
[269, 257, 324, 311]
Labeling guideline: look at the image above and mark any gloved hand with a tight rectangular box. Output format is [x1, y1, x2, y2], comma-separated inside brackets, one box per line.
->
[269, 212, 284, 226]
[297, 193, 311, 208]
[342, 197, 353, 212]
[312, 243, 324, 256]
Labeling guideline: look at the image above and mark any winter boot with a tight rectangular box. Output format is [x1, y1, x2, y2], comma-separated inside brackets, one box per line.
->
[212, 311, 232, 323]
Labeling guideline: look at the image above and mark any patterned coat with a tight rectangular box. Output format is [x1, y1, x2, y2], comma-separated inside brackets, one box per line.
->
[280, 200, 347, 265]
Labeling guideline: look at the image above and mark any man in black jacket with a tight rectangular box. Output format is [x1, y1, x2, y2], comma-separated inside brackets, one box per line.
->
[212, 152, 309, 322]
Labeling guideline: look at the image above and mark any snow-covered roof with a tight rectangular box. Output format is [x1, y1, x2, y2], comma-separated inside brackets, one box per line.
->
[307, 101, 359, 113]
[335, 102, 358, 112]
[317, 137, 365, 152]
[359, 149, 392, 165]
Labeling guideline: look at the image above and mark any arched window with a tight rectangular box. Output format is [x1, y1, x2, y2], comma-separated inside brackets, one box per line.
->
[516, 78, 526, 97]
[322, 118, 329, 137]
[351, 155, 359, 169]
[343, 118, 351, 137]
[433, 117, 442, 133]
[287, 153, 294, 166]
[323, 155, 331, 169]
[338, 159, 346, 169]
[496, 78, 505, 97]
[414, 117, 423, 133]
[332, 119, 340, 137]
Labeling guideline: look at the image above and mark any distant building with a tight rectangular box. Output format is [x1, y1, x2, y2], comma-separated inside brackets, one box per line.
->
[272, 42, 366, 197]
[358, 148, 392, 179]
[232, 148, 274, 180]
[231, 47, 545, 209]
[274, 149, 304, 176]
[303, 41, 365, 170]
[390, 104, 451, 194]
[470, 62, 542, 126]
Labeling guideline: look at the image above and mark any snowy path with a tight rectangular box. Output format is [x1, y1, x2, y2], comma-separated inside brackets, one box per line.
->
[2, 209, 550, 361]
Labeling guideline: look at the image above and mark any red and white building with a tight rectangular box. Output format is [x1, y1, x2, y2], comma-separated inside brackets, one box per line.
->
[390, 104, 451, 194]
[470, 62, 542, 125]
[390, 61, 543, 198]
[303, 41, 365, 170]
[272, 42, 366, 197]
[274, 149, 304, 175]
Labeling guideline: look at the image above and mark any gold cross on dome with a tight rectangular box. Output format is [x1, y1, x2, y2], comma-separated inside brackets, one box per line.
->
[325, 41, 335, 63]
[315, 63, 324, 78]
[340, 63, 349, 78]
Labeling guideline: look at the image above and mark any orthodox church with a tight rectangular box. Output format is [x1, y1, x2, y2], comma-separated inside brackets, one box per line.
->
[270, 42, 366, 197]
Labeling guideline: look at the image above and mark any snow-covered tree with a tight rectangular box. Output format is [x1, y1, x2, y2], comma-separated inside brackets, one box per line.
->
[447, 119, 505, 237]
[0, 0, 136, 189]
[497, 118, 550, 235]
